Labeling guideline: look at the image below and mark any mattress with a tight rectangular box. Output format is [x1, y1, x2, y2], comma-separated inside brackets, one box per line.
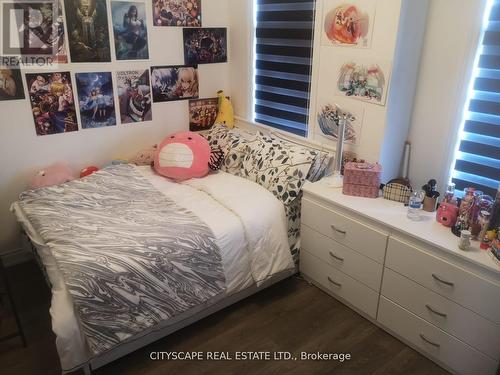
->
[11, 166, 294, 372]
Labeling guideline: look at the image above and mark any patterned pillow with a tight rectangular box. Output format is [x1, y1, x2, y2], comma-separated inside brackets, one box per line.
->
[307, 152, 333, 182]
[242, 134, 316, 205]
[204, 124, 260, 176]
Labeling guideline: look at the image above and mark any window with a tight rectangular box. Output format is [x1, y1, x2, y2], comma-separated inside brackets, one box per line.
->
[253, 0, 316, 137]
[451, 0, 500, 196]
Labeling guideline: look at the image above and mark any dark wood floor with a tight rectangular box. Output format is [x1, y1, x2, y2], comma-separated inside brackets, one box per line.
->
[0, 261, 448, 375]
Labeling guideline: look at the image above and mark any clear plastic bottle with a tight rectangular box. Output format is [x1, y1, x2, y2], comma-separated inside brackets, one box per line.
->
[408, 191, 425, 221]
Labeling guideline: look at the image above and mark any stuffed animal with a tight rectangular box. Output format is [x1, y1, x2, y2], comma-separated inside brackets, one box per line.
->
[80, 166, 100, 178]
[130, 145, 158, 166]
[29, 163, 75, 189]
[214, 90, 234, 128]
[154, 131, 223, 181]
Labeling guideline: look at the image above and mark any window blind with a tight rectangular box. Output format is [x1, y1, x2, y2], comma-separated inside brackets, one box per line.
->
[254, 0, 316, 137]
[452, 1, 500, 196]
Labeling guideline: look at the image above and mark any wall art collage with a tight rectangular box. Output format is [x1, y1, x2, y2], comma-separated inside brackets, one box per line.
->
[315, 0, 392, 146]
[0, 0, 227, 136]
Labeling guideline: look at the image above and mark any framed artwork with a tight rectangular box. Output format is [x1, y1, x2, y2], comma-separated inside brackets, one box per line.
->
[116, 69, 152, 124]
[322, 0, 376, 48]
[75, 72, 116, 128]
[183, 28, 227, 65]
[335, 60, 391, 105]
[152, 0, 201, 27]
[0, 68, 25, 101]
[25, 72, 79, 136]
[150, 65, 199, 102]
[111, 1, 149, 60]
[64, 0, 111, 62]
[315, 98, 364, 145]
[189, 98, 218, 131]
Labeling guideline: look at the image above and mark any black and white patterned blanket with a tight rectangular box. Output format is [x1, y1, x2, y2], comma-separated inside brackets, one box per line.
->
[19, 165, 226, 355]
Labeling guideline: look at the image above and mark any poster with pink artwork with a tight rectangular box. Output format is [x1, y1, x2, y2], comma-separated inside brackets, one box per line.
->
[322, 0, 376, 48]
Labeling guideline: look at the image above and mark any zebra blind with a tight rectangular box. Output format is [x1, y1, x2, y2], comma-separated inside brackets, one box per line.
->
[254, 0, 316, 137]
[452, 1, 500, 196]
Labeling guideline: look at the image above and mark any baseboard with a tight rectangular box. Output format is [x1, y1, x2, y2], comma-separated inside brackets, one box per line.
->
[1, 248, 33, 267]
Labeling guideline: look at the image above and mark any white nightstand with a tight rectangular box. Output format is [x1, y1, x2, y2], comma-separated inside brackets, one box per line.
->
[300, 182, 500, 375]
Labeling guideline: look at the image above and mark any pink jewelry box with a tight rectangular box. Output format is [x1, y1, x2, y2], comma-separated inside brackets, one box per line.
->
[342, 162, 382, 198]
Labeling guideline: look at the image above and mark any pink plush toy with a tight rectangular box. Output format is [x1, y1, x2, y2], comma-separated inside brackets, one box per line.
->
[29, 163, 75, 189]
[154, 131, 213, 181]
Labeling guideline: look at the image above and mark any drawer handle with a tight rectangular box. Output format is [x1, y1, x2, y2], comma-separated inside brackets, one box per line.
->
[327, 276, 342, 288]
[330, 225, 347, 235]
[425, 304, 447, 318]
[419, 334, 441, 348]
[431, 274, 454, 287]
[329, 252, 344, 262]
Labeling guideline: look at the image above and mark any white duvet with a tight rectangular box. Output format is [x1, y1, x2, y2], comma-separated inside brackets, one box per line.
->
[11, 167, 294, 372]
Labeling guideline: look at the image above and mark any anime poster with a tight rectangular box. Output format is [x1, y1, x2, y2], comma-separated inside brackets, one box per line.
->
[335, 61, 390, 105]
[75, 72, 116, 128]
[189, 98, 218, 131]
[316, 98, 364, 145]
[111, 1, 149, 60]
[25, 72, 79, 136]
[14, 0, 68, 62]
[153, 0, 201, 26]
[183, 28, 227, 65]
[322, 0, 376, 48]
[116, 69, 152, 124]
[151, 65, 199, 102]
[64, 0, 111, 62]
[0, 68, 25, 101]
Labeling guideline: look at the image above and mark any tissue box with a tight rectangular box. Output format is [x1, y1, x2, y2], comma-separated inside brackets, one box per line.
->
[342, 162, 382, 198]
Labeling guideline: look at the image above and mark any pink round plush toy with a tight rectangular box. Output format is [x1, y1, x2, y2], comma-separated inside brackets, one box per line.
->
[154, 131, 211, 181]
[29, 163, 75, 189]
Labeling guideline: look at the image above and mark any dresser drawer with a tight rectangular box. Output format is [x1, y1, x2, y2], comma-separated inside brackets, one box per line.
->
[382, 268, 500, 359]
[300, 250, 379, 319]
[386, 236, 500, 325]
[302, 225, 383, 291]
[302, 198, 388, 263]
[378, 297, 499, 375]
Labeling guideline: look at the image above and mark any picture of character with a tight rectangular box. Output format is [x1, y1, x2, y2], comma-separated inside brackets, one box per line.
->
[65, 0, 111, 62]
[14, 1, 68, 62]
[153, 0, 201, 27]
[112, 1, 149, 60]
[336, 62, 387, 104]
[0, 69, 25, 101]
[116, 70, 152, 124]
[317, 102, 362, 144]
[75, 72, 116, 128]
[151, 65, 199, 102]
[25, 72, 79, 136]
[323, 0, 375, 48]
[183, 28, 227, 65]
[189, 98, 219, 131]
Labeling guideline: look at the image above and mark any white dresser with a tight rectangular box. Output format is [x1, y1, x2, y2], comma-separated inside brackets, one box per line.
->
[300, 182, 500, 375]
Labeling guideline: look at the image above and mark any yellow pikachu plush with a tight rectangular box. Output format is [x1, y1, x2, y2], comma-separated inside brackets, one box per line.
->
[214, 90, 234, 128]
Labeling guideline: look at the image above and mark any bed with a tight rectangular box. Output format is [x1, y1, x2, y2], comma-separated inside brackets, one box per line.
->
[10, 126, 332, 374]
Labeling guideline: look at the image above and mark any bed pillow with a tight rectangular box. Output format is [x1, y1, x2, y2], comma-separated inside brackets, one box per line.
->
[205, 124, 260, 176]
[307, 152, 333, 182]
[242, 134, 316, 205]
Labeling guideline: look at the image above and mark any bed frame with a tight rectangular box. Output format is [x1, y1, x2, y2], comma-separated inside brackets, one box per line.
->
[24, 232, 297, 374]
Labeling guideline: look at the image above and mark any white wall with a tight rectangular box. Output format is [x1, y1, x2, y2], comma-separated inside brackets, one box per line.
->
[407, 0, 486, 192]
[0, 0, 231, 254]
[310, 0, 429, 184]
